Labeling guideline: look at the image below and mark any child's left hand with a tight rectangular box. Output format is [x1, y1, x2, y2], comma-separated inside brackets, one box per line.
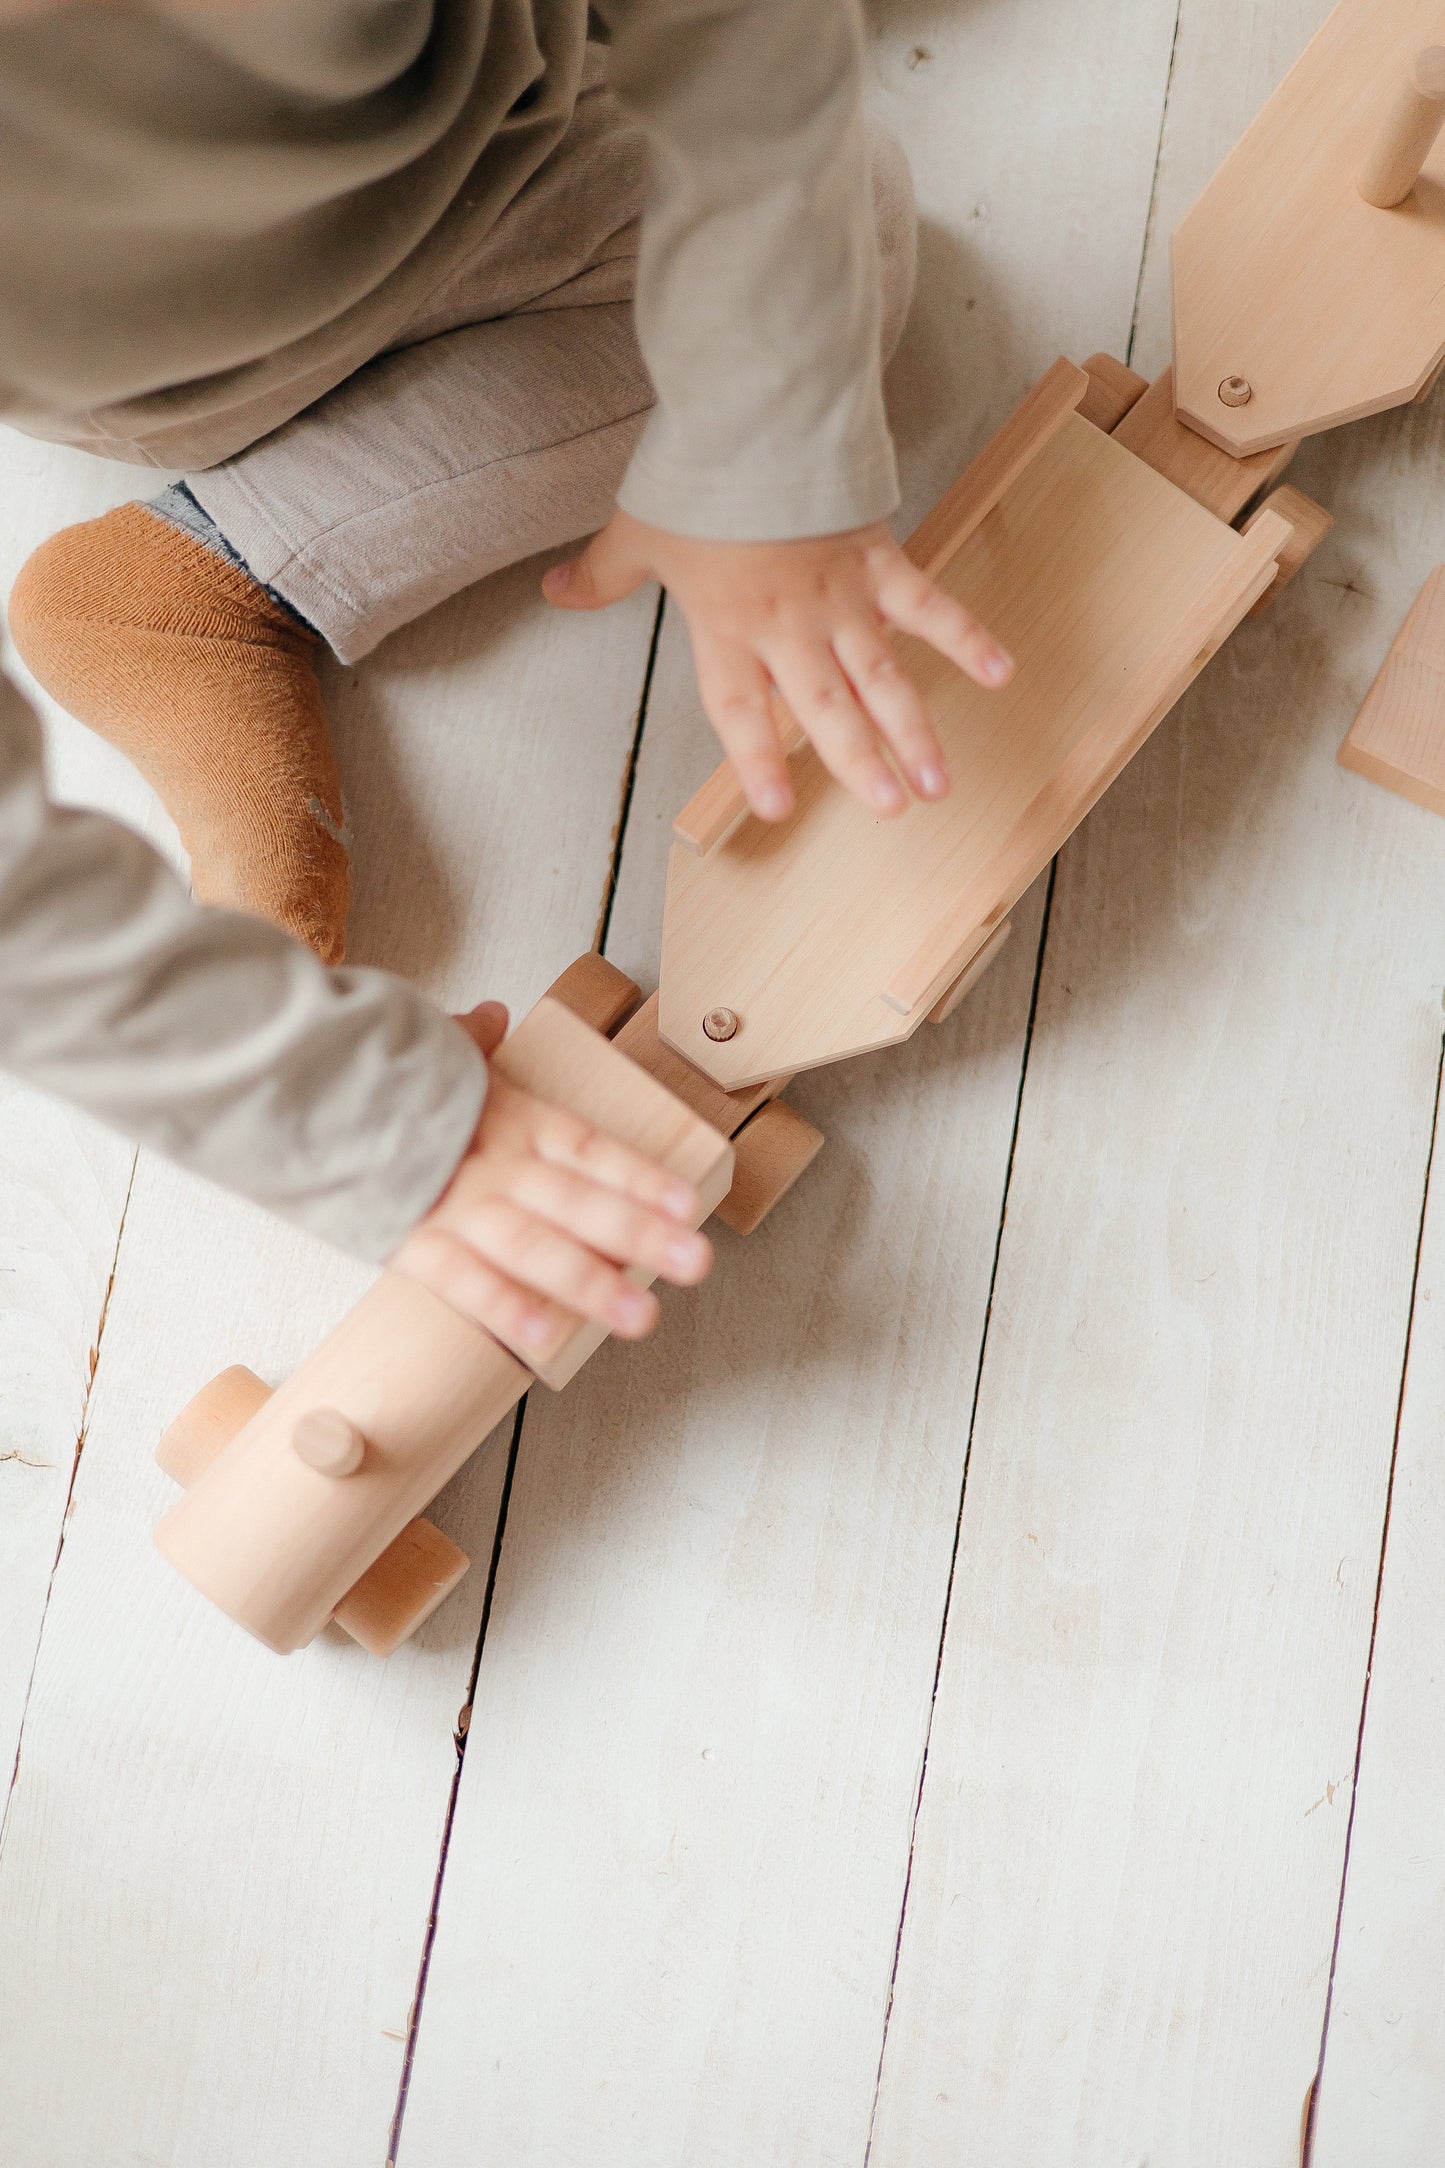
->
[542, 509, 1013, 825]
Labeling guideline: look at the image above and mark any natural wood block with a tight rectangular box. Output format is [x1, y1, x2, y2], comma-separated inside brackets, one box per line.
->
[1242, 486, 1334, 615]
[1079, 352, 1149, 434]
[613, 992, 784, 1135]
[713, 1099, 825, 1236]
[155, 1365, 270, 1488]
[331, 1517, 471, 1659]
[660, 399, 1290, 1087]
[155, 1273, 534, 1654]
[1338, 566, 1445, 815]
[487, 996, 734, 1389]
[543, 953, 642, 1037]
[1173, 0, 1445, 455]
[927, 919, 1013, 1025]
[1113, 369, 1297, 522]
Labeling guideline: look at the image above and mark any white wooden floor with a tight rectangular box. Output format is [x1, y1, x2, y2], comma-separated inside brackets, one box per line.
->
[3, 3, 1445, 2160]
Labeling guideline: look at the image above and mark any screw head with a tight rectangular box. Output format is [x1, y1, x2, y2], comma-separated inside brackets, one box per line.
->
[702, 1007, 740, 1042]
[1218, 375, 1253, 408]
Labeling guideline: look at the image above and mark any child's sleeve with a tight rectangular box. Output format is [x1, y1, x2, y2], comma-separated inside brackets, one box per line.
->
[598, 0, 897, 543]
[0, 671, 486, 1262]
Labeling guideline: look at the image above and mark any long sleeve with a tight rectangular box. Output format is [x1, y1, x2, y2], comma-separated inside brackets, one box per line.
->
[0, 670, 486, 1261]
[599, 0, 898, 542]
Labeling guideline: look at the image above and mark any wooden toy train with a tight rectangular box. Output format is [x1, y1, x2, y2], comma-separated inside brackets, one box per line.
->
[154, 0, 1445, 1655]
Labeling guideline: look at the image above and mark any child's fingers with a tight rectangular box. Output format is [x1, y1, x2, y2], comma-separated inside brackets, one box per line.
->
[832, 621, 951, 801]
[691, 637, 796, 819]
[869, 547, 1014, 690]
[765, 639, 908, 817]
[391, 1225, 560, 1353]
[452, 1000, 510, 1057]
[448, 1193, 662, 1337]
[530, 1104, 700, 1222]
[506, 1159, 712, 1285]
[542, 523, 646, 613]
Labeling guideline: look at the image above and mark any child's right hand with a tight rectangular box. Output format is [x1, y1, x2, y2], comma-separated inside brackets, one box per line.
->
[389, 1001, 712, 1355]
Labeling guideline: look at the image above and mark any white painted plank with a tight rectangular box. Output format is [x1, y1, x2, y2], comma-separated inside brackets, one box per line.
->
[871, 0, 1181, 532]
[868, 2, 1445, 2138]
[1310, 1055, 1445, 2162]
[0, 1089, 131, 1791]
[0, 451, 659, 2157]
[397, 846, 1051, 2168]
[1307, 480, 1445, 2157]
[0, 434, 166, 1816]
[397, 8, 1187, 2154]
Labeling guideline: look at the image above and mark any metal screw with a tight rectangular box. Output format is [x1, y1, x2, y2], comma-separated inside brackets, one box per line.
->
[702, 1007, 740, 1042]
[1218, 375, 1253, 408]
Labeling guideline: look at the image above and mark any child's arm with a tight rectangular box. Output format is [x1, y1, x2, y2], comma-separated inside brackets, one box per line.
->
[562, 0, 1012, 822]
[0, 673, 708, 1335]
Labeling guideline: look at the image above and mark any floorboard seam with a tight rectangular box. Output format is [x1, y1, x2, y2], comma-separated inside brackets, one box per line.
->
[860, 859, 1058, 2164]
[386, 1395, 528, 2168]
[1125, 0, 1183, 370]
[1, 1146, 138, 1847]
[594, 590, 667, 957]
[388, 594, 664, 2159]
[1301, 1023, 1445, 2165]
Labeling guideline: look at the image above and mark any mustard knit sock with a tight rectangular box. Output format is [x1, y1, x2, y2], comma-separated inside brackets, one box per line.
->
[8, 502, 350, 963]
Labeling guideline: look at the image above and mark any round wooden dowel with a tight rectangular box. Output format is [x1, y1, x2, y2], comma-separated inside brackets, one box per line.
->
[1359, 47, 1445, 210]
[292, 1408, 367, 1478]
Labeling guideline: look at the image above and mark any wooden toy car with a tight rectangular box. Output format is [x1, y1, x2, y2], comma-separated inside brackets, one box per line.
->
[158, 0, 1445, 1656]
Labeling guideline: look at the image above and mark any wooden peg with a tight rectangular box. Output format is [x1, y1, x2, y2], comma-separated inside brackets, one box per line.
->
[713, 1099, 824, 1235]
[1359, 47, 1445, 209]
[1241, 487, 1334, 615]
[544, 953, 642, 1037]
[1078, 353, 1149, 434]
[293, 1409, 367, 1478]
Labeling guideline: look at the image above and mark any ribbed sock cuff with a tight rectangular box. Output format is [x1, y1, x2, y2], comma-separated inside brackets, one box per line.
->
[146, 484, 316, 634]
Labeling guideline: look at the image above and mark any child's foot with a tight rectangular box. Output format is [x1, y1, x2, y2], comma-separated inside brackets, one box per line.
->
[8, 503, 350, 962]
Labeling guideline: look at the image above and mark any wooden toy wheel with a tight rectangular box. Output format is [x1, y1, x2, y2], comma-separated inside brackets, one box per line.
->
[545, 954, 642, 1037]
[334, 1518, 471, 1657]
[714, 1098, 824, 1235]
[156, 1365, 271, 1488]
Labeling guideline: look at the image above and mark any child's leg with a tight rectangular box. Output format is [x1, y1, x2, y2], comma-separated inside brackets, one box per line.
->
[9, 120, 915, 963]
[8, 502, 350, 959]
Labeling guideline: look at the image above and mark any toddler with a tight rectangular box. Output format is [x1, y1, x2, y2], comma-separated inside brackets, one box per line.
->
[0, 0, 1010, 1347]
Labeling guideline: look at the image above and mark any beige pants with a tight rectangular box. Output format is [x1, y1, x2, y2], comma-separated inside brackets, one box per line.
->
[187, 75, 918, 666]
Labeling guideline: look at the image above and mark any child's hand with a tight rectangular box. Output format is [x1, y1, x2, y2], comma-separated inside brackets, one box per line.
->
[391, 1002, 712, 1355]
[542, 509, 1014, 823]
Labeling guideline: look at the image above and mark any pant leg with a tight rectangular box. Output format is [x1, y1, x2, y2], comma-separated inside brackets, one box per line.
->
[188, 116, 917, 666]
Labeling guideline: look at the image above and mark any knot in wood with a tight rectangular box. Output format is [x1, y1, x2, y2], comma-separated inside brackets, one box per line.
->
[1218, 376, 1253, 408]
[702, 1007, 740, 1042]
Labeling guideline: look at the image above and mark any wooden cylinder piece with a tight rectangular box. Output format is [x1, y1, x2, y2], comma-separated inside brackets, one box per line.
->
[1359, 47, 1445, 210]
